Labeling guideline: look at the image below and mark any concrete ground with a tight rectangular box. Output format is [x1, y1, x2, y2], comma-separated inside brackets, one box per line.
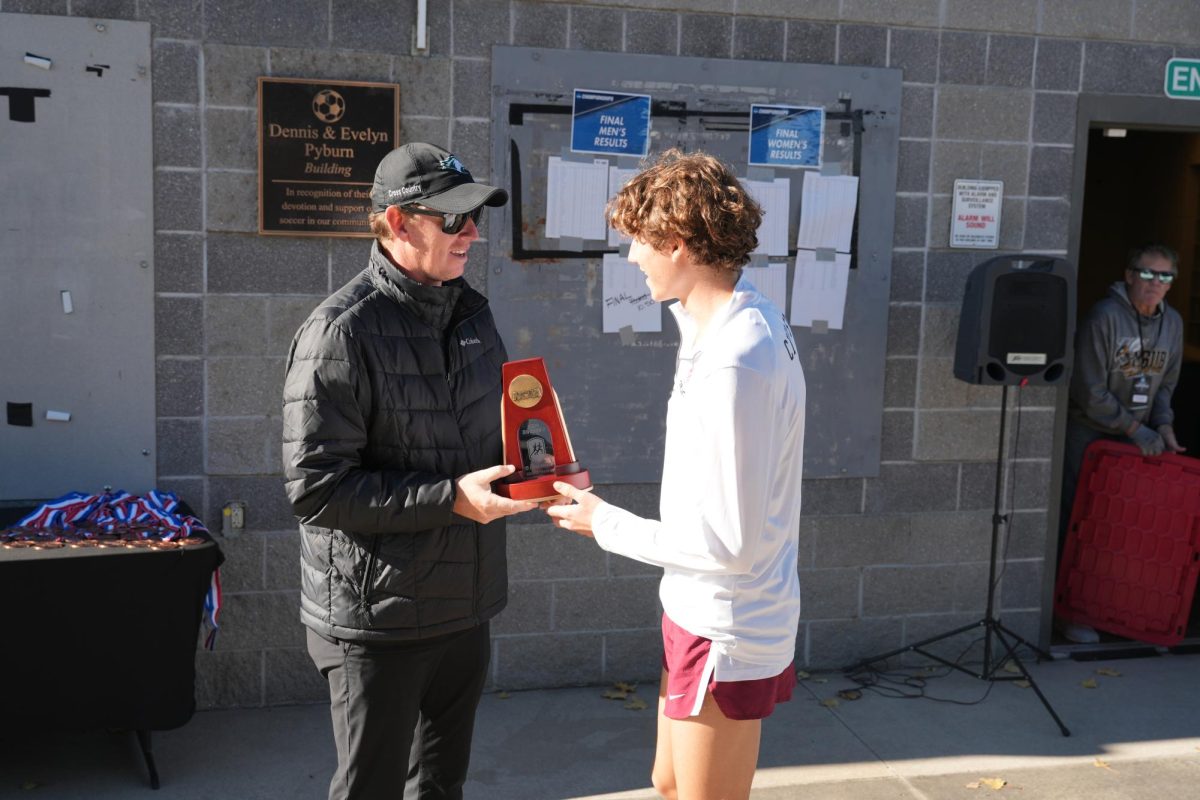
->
[3, 650, 1199, 799]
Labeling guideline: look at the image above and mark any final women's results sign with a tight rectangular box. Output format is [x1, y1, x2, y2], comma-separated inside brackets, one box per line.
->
[748, 104, 825, 168]
[570, 89, 651, 157]
[258, 77, 399, 237]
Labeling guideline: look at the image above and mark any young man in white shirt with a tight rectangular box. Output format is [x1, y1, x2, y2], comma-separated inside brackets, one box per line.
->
[548, 150, 806, 800]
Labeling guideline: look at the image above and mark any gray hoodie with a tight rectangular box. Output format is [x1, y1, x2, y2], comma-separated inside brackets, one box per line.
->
[1068, 281, 1183, 435]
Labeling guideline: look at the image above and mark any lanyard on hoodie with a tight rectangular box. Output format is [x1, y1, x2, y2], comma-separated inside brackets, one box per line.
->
[1131, 303, 1164, 372]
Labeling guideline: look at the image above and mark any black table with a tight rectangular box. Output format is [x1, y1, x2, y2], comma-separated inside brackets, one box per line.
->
[0, 504, 223, 788]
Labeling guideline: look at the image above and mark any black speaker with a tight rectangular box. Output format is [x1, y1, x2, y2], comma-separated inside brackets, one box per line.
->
[953, 254, 1076, 385]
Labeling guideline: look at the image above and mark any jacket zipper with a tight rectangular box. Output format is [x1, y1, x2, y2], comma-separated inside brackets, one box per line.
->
[446, 306, 488, 621]
[447, 364, 477, 622]
[359, 538, 381, 612]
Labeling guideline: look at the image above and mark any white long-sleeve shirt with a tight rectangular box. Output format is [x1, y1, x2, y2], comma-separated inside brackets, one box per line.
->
[592, 277, 806, 683]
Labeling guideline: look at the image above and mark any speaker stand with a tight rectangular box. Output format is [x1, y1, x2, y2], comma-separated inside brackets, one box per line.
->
[846, 384, 1070, 737]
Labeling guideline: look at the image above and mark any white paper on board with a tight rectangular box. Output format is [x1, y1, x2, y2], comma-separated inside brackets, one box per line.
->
[743, 263, 788, 315]
[789, 249, 850, 330]
[545, 156, 610, 241]
[796, 172, 859, 253]
[602, 253, 661, 333]
[743, 177, 790, 257]
[606, 166, 638, 246]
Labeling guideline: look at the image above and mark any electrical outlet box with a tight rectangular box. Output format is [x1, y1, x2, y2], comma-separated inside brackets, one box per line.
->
[221, 501, 246, 537]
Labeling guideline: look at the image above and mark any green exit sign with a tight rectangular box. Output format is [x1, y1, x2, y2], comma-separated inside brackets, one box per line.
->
[1165, 58, 1200, 100]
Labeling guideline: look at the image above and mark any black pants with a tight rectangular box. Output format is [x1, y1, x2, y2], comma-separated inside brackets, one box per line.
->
[307, 622, 491, 800]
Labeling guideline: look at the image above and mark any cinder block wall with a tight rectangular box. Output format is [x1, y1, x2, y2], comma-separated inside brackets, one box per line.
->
[4, 0, 1196, 707]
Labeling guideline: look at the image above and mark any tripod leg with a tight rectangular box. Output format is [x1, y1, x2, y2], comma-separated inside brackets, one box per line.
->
[992, 626, 1071, 737]
[993, 621, 1054, 662]
[844, 620, 983, 675]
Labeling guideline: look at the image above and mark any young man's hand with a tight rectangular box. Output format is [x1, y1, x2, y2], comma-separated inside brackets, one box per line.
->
[544, 482, 601, 538]
[452, 465, 537, 523]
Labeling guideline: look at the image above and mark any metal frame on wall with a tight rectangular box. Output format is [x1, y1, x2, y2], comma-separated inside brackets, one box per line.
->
[488, 46, 901, 481]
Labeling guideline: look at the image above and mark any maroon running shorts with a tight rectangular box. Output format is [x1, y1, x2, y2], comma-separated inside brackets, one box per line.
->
[661, 613, 795, 721]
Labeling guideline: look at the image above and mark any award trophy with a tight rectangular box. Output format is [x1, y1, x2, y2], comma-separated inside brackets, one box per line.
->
[494, 358, 591, 501]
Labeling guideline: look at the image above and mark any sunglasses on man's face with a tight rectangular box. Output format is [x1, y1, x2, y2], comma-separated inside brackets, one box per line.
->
[1131, 268, 1175, 285]
[403, 204, 482, 234]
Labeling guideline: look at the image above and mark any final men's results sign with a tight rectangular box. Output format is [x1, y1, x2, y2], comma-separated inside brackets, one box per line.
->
[258, 77, 399, 236]
[571, 89, 651, 157]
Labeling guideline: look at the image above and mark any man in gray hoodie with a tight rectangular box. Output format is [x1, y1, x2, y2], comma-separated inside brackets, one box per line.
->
[1057, 243, 1185, 643]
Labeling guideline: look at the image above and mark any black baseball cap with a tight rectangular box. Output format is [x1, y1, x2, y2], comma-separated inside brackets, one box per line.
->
[370, 142, 508, 214]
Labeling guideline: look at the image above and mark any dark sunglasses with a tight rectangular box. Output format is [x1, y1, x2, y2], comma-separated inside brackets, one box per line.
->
[403, 204, 482, 234]
[1131, 268, 1175, 285]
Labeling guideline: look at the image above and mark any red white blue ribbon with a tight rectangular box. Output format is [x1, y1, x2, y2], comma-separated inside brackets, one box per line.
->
[203, 569, 223, 650]
[17, 489, 208, 537]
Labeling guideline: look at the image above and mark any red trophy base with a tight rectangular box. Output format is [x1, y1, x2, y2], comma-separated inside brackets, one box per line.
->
[495, 358, 591, 502]
[495, 466, 592, 502]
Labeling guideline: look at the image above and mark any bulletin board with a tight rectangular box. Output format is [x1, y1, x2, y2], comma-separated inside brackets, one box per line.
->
[488, 47, 901, 481]
[0, 14, 155, 499]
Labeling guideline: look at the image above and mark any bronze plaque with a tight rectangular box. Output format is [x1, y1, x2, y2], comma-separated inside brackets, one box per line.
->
[257, 77, 400, 237]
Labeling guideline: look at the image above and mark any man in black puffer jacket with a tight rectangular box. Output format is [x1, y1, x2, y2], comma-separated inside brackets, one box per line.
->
[283, 143, 536, 800]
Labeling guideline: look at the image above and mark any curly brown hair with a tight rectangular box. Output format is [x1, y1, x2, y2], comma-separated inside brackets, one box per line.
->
[608, 149, 762, 273]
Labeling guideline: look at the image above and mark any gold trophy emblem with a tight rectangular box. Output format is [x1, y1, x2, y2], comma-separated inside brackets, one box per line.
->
[508, 374, 544, 408]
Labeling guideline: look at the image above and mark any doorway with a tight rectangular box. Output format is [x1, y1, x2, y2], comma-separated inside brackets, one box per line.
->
[1078, 127, 1200, 454]
[1051, 99, 1200, 649]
